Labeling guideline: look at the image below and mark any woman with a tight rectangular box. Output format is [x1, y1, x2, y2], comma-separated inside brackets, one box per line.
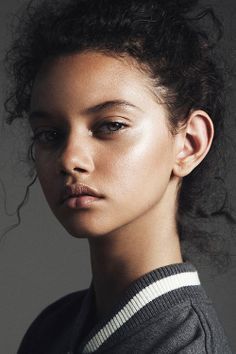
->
[4, 0, 234, 352]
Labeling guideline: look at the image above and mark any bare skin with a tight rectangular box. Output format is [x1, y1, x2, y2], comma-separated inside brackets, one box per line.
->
[29, 52, 214, 321]
[88, 176, 182, 319]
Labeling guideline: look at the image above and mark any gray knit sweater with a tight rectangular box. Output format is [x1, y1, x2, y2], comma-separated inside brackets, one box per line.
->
[18, 262, 232, 353]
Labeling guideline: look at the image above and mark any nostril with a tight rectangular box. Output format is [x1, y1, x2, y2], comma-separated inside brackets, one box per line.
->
[57, 147, 95, 175]
[60, 166, 88, 176]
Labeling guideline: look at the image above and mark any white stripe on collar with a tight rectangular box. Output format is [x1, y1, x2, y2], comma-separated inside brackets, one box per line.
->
[82, 270, 200, 353]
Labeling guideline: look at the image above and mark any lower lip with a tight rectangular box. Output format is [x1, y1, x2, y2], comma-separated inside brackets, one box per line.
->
[64, 195, 101, 209]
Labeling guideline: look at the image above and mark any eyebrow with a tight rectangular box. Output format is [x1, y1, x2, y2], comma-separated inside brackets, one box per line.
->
[29, 99, 142, 122]
[82, 99, 143, 114]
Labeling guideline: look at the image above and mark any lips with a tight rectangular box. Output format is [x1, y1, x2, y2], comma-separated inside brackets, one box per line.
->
[61, 183, 103, 204]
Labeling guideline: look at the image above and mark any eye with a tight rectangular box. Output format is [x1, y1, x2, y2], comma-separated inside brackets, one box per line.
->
[96, 121, 128, 135]
[31, 129, 62, 144]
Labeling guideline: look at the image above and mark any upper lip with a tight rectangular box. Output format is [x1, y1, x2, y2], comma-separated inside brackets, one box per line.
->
[61, 184, 103, 203]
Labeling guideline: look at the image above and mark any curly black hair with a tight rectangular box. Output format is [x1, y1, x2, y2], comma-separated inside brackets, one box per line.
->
[3, 0, 236, 274]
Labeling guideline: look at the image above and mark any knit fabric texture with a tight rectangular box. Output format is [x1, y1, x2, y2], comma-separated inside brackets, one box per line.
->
[17, 262, 232, 353]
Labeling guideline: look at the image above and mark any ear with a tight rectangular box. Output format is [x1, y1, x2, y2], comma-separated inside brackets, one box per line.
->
[172, 110, 214, 178]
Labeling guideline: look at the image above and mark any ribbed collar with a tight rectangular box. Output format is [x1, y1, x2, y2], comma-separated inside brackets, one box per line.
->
[69, 262, 207, 353]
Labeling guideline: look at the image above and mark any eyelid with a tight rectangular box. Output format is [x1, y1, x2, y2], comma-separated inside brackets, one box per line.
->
[31, 129, 61, 142]
[98, 112, 132, 122]
[93, 120, 128, 136]
[31, 116, 131, 137]
[94, 116, 129, 125]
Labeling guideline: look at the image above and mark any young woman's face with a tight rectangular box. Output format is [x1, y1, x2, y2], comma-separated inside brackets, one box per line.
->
[30, 52, 179, 238]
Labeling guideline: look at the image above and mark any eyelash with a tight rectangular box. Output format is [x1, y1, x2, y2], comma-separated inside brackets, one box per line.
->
[31, 121, 128, 144]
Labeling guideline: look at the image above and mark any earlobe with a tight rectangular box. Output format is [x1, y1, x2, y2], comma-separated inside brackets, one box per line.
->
[172, 110, 214, 178]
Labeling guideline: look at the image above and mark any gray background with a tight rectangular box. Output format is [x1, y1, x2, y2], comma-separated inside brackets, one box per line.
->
[0, 1, 236, 353]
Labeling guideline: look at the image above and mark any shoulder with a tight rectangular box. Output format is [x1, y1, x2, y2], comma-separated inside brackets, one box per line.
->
[149, 298, 232, 354]
[17, 288, 88, 354]
[188, 299, 232, 354]
[113, 298, 232, 354]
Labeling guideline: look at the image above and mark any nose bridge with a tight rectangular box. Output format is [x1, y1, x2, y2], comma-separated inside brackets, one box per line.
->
[58, 128, 93, 174]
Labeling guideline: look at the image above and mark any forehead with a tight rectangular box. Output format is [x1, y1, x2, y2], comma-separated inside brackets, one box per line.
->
[30, 51, 158, 110]
[35, 51, 148, 80]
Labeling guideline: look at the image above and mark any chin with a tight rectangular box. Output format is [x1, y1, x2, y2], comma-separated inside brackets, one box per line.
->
[61, 221, 113, 239]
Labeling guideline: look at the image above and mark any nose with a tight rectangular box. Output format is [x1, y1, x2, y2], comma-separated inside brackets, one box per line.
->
[58, 131, 95, 177]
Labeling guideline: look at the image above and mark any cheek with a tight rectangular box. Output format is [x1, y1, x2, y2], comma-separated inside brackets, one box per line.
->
[35, 155, 56, 201]
[104, 130, 173, 202]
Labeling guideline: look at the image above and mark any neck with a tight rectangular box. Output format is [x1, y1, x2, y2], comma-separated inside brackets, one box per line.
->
[88, 181, 183, 320]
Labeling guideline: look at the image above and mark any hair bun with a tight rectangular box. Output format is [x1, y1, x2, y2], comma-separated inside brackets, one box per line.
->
[162, 0, 199, 15]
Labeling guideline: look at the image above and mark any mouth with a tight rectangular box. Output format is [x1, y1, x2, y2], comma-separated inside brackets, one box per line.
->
[63, 195, 102, 209]
[61, 183, 104, 209]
